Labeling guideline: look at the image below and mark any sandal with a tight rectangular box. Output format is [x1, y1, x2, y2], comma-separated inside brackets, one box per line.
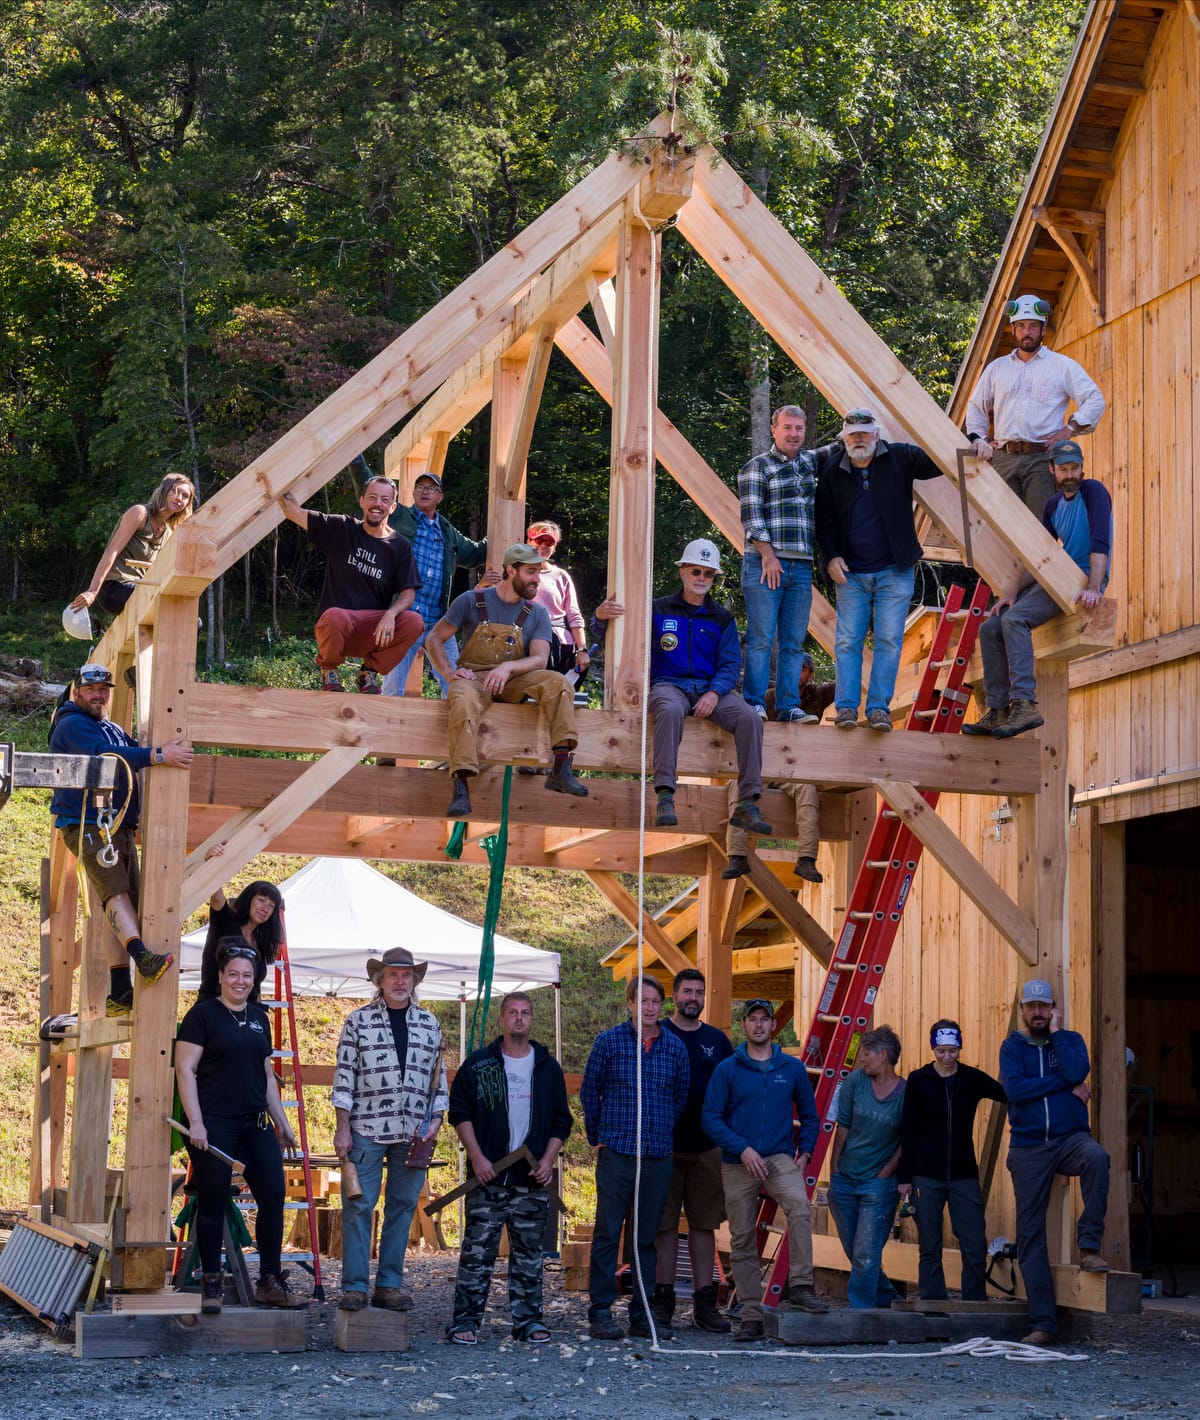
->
[520, 1326, 551, 1344]
[447, 1328, 477, 1345]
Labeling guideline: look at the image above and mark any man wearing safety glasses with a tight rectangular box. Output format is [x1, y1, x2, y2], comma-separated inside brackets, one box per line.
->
[965, 293, 1106, 518]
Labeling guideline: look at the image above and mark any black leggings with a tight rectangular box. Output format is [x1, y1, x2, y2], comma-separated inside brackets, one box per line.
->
[96, 581, 136, 615]
[187, 1113, 285, 1277]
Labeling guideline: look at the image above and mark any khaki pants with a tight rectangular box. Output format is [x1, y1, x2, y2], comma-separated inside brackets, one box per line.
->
[727, 780, 819, 859]
[447, 670, 577, 777]
[722, 1154, 814, 1321]
[992, 449, 1055, 520]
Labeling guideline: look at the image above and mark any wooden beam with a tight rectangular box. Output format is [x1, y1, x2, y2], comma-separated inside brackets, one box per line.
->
[738, 849, 834, 968]
[876, 782, 1038, 964]
[1089, 76, 1145, 96]
[1033, 212, 1103, 321]
[179, 747, 364, 917]
[587, 274, 617, 348]
[1030, 205, 1106, 231]
[1069, 622, 1200, 689]
[584, 871, 694, 980]
[488, 355, 527, 555]
[698, 845, 732, 1032]
[502, 324, 556, 499]
[1094, 821, 1131, 1270]
[182, 807, 256, 880]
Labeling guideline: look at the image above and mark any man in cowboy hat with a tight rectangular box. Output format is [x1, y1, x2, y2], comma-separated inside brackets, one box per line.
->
[332, 947, 448, 1312]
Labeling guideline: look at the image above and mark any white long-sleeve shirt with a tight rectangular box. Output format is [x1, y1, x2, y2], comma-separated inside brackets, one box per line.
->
[965, 345, 1106, 445]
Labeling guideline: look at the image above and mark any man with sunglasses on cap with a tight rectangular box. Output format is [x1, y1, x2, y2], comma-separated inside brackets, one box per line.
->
[814, 410, 943, 731]
[897, 1020, 1006, 1300]
[1000, 979, 1111, 1347]
[965, 293, 1106, 518]
[49, 663, 192, 1016]
[332, 946, 448, 1314]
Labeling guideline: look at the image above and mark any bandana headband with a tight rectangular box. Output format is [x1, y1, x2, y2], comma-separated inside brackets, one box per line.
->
[932, 1026, 963, 1049]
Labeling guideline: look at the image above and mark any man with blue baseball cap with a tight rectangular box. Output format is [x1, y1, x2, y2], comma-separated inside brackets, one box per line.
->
[999, 978, 1111, 1346]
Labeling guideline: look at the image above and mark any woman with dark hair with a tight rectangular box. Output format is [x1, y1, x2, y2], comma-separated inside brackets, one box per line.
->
[198, 842, 283, 1003]
[69, 473, 196, 627]
[526, 521, 589, 678]
[827, 1024, 906, 1309]
[176, 938, 297, 1313]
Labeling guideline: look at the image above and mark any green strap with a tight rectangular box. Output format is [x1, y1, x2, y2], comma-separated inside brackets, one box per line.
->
[444, 821, 467, 859]
[467, 766, 513, 1053]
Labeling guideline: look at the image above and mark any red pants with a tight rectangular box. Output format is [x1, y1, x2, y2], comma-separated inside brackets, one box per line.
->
[314, 608, 423, 674]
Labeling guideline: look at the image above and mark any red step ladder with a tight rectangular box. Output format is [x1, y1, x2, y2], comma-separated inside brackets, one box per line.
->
[757, 579, 991, 1306]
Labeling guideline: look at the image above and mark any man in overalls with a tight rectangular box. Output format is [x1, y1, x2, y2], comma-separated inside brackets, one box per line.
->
[425, 543, 587, 818]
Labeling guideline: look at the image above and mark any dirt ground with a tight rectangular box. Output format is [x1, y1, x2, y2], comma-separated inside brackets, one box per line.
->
[2, 1253, 1198, 1419]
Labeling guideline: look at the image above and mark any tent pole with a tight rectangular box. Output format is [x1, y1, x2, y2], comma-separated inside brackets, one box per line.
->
[554, 980, 564, 1254]
[459, 986, 467, 1244]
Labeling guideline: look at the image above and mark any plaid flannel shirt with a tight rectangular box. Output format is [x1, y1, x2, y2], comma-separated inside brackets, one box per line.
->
[738, 444, 835, 557]
[581, 1020, 689, 1158]
[331, 996, 449, 1144]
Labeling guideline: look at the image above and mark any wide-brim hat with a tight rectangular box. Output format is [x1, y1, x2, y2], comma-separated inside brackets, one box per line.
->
[367, 946, 428, 985]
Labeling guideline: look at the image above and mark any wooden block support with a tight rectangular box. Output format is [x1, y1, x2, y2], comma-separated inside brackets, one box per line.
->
[333, 1306, 410, 1353]
[75, 1307, 307, 1359]
[109, 1289, 202, 1314]
[765, 1307, 930, 1346]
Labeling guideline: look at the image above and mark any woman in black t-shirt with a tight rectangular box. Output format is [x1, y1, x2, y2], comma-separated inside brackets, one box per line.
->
[176, 939, 297, 1313]
[197, 843, 283, 1002]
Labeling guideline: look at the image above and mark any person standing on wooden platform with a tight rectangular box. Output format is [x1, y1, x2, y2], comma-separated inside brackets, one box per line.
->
[702, 998, 829, 1344]
[896, 1019, 1006, 1301]
[279, 474, 423, 694]
[445, 991, 571, 1345]
[332, 947, 448, 1314]
[965, 293, 1106, 518]
[1000, 979, 1111, 1348]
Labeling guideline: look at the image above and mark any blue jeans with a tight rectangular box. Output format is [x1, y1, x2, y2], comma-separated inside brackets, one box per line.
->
[381, 619, 458, 697]
[828, 1171, 900, 1309]
[834, 566, 915, 716]
[741, 551, 813, 711]
[979, 582, 1060, 707]
[341, 1130, 428, 1294]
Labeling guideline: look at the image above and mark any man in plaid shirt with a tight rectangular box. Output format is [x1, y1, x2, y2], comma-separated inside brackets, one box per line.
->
[581, 974, 689, 1340]
[739, 406, 840, 722]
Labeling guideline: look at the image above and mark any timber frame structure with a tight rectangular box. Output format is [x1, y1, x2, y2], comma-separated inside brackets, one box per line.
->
[34, 94, 1120, 1294]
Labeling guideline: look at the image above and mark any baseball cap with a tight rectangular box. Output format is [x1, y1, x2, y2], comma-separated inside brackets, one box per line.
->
[741, 998, 775, 1021]
[841, 407, 878, 430]
[74, 663, 114, 687]
[413, 473, 443, 489]
[801, 652, 814, 673]
[503, 543, 544, 567]
[1021, 978, 1055, 1005]
[1049, 440, 1084, 465]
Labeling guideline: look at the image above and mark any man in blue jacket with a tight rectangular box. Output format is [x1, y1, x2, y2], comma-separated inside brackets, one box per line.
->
[647, 538, 770, 837]
[49, 662, 193, 1014]
[1000, 979, 1111, 1346]
[702, 998, 829, 1342]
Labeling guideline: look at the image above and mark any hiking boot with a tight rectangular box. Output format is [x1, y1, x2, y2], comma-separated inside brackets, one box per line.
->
[105, 993, 134, 1018]
[649, 1283, 676, 1329]
[1020, 1329, 1057, 1347]
[201, 1273, 224, 1315]
[692, 1283, 731, 1334]
[794, 856, 824, 884]
[255, 1272, 291, 1307]
[721, 854, 751, 880]
[992, 699, 1044, 738]
[338, 1290, 368, 1312]
[446, 776, 472, 819]
[134, 949, 173, 985]
[629, 1310, 672, 1340]
[545, 759, 588, 797]
[785, 1283, 829, 1313]
[356, 668, 381, 694]
[734, 1319, 764, 1343]
[588, 1311, 624, 1340]
[867, 709, 893, 732]
[371, 1286, 413, 1311]
[1080, 1250, 1110, 1273]
[834, 708, 858, 730]
[729, 801, 772, 836]
[962, 705, 1009, 737]
[319, 669, 345, 692]
[655, 793, 678, 828]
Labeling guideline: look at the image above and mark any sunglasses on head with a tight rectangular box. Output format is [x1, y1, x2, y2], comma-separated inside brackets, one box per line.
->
[843, 413, 876, 426]
[219, 945, 259, 965]
[76, 665, 113, 687]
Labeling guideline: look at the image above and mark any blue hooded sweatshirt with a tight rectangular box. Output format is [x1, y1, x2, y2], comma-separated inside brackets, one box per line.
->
[701, 1043, 819, 1165]
[999, 1028, 1092, 1148]
[48, 700, 152, 829]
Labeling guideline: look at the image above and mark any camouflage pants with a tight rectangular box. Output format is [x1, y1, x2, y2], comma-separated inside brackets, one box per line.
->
[449, 1182, 549, 1337]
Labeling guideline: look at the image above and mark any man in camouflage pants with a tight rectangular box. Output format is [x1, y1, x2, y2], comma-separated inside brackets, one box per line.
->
[446, 993, 572, 1343]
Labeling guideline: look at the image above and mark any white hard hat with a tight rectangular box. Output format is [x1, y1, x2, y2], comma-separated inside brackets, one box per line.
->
[62, 603, 93, 641]
[674, 538, 723, 573]
[1005, 293, 1052, 324]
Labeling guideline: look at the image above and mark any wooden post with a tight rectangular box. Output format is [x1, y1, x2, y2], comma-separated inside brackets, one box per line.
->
[67, 885, 115, 1224]
[1093, 820, 1130, 1269]
[32, 839, 79, 1220]
[697, 845, 732, 1031]
[120, 595, 198, 1288]
[488, 356, 527, 556]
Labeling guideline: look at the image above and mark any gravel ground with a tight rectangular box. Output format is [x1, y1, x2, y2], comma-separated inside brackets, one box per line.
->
[1, 1253, 1198, 1419]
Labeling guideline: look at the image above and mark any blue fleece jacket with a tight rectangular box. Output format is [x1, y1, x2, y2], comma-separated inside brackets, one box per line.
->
[701, 1043, 819, 1164]
[999, 1028, 1092, 1148]
[48, 701, 151, 829]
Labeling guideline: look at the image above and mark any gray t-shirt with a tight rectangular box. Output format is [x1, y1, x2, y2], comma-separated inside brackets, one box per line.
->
[444, 586, 553, 649]
[503, 1048, 536, 1153]
[835, 1067, 905, 1182]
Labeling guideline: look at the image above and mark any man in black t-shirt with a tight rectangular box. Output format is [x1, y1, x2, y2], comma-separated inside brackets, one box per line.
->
[651, 968, 734, 1333]
[280, 475, 424, 692]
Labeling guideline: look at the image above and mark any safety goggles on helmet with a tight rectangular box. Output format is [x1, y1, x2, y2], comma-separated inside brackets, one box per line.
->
[842, 408, 877, 426]
[1005, 294, 1052, 323]
[74, 663, 114, 687]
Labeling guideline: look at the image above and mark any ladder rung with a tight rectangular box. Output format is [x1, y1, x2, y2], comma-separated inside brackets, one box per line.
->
[833, 961, 856, 972]
[817, 1013, 840, 1024]
[945, 609, 969, 621]
[805, 1065, 821, 1075]
[866, 859, 890, 869]
[271, 1049, 295, 1059]
[914, 708, 937, 719]
[281, 1100, 299, 1108]
[882, 809, 899, 819]
[849, 910, 874, 921]
[258, 999, 286, 1009]
[929, 658, 954, 668]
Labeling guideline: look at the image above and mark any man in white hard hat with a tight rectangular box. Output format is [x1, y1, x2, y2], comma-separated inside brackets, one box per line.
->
[965, 294, 1106, 518]
[644, 539, 771, 837]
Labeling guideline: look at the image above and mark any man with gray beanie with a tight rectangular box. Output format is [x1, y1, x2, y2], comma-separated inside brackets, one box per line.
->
[1000, 979, 1111, 1346]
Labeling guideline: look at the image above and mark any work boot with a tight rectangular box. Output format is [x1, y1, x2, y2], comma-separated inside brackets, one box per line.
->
[338, 1290, 368, 1312]
[734, 1318, 764, 1343]
[371, 1286, 413, 1311]
[588, 1311, 624, 1340]
[649, 1283, 676, 1329]
[446, 775, 472, 818]
[834, 708, 858, 730]
[105, 993, 133, 1018]
[255, 1272, 291, 1307]
[793, 856, 823, 884]
[356, 667, 382, 694]
[629, 1309, 672, 1340]
[785, 1283, 829, 1313]
[721, 854, 750, 880]
[134, 949, 173, 985]
[545, 758, 588, 797]
[692, 1283, 731, 1333]
[1080, 1250, 1110, 1273]
[319, 669, 345, 692]
[729, 800, 772, 836]
[201, 1273, 224, 1315]
[867, 709, 893, 732]
[992, 699, 1044, 738]
[962, 705, 1009, 737]
[655, 793, 678, 828]
[1020, 1329, 1057, 1347]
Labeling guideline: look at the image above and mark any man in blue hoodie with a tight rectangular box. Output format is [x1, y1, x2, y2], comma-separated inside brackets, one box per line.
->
[1000, 979, 1111, 1346]
[702, 998, 828, 1342]
[49, 662, 193, 1015]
